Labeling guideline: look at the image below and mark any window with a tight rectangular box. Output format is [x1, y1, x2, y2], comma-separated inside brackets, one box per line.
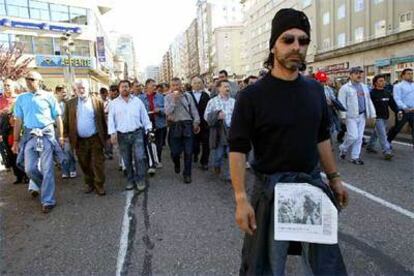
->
[373, 0, 383, 4]
[50, 3, 69, 23]
[0, 0, 6, 16]
[337, 4, 345, 19]
[354, 27, 364, 42]
[34, 37, 53, 55]
[375, 20, 386, 37]
[322, 38, 330, 49]
[337, 33, 346, 47]
[0, 33, 9, 48]
[69, 6, 87, 25]
[7, 0, 29, 18]
[354, 0, 364, 12]
[323, 12, 330, 25]
[72, 40, 90, 57]
[29, 0, 50, 21]
[10, 35, 33, 54]
[302, 0, 311, 8]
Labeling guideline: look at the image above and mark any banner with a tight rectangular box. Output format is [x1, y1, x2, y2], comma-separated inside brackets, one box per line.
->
[96, 36, 106, 63]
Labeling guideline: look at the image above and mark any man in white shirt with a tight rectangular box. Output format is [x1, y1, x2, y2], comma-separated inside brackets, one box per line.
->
[108, 80, 152, 191]
[387, 68, 414, 146]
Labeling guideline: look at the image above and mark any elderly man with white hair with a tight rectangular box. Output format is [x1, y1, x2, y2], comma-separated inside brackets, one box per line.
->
[12, 71, 65, 213]
[63, 79, 107, 196]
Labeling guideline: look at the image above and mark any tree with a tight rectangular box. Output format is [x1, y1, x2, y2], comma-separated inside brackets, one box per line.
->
[0, 43, 33, 81]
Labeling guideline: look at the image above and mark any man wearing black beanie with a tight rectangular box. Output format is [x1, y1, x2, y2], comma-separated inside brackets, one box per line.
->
[229, 8, 348, 275]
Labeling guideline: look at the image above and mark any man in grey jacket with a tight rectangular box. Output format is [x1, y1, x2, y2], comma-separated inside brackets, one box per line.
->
[165, 78, 200, 184]
[338, 67, 376, 165]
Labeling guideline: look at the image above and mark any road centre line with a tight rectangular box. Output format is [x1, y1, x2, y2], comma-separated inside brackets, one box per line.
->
[321, 173, 414, 220]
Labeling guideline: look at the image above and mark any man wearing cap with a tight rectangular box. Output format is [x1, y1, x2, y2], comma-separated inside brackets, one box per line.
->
[338, 67, 376, 165]
[229, 8, 348, 275]
[12, 71, 65, 213]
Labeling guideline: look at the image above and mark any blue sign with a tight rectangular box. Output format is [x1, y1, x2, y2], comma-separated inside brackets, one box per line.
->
[0, 18, 81, 34]
[375, 59, 391, 67]
[96, 36, 106, 63]
[36, 55, 96, 69]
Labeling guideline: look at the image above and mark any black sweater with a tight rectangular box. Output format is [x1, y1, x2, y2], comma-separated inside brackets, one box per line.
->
[370, 88, 399, 120]
[229, 74, 330, 174]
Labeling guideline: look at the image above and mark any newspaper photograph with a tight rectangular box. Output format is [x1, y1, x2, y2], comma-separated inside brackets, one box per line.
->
[274, 183, 338, 244]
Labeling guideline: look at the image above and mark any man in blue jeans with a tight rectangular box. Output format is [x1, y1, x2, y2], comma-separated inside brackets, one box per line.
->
[165, 78, 200, 184]
[204, 79, 235, 181]
[366, 74, 400, 160]
[12, 71, 65, 213]
[108, 80, 152, 191]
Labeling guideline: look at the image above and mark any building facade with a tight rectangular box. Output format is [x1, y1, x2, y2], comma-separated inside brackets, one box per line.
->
[185, 18, 200, 80]
[196, 0, 243, 78]
[311, 0, 414, 84]
[159, 49, 172, 83]
[144, 65, 160, 82]
[0, 0, 116, 92]
[111, 33, 137, 80]
[211, 25, 244, 77]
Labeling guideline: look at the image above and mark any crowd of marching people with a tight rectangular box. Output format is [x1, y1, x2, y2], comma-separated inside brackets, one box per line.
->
[0, 64, 412, 214]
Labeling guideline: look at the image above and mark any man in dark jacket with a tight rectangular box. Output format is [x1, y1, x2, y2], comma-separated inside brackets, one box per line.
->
[189, 76, 210, 170]
[366, 74, 401, 159]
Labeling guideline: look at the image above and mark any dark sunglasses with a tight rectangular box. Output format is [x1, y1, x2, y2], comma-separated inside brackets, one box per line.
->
[281, 35, 311, 46]
[25, 78, 36, 82]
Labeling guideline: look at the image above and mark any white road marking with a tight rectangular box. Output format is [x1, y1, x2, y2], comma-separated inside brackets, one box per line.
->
[321, 173, 414, 220]
[363, 135, 412, 147]
[116, 190, 134, 276]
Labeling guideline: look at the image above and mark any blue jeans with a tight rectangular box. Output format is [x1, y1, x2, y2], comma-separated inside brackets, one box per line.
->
[368, 119, 392, 154]
[169, 133, 193, 177]
[62, 141, 76, 175]
[118, 129, 147, 184]
[24, 137, 56, 206]
[213, 145, 230, 179]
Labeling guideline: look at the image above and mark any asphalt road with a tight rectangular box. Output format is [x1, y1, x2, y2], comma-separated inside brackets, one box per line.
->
[0, 140, 413, 275]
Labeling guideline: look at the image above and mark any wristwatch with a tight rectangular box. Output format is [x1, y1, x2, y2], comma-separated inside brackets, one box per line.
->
[326, 172, 341, 181]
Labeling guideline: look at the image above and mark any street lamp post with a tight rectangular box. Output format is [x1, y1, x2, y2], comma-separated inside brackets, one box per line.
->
[61, 32, 75, 97]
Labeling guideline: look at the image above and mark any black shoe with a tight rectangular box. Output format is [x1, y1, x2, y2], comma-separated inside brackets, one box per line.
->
[41, 204, 55, 214]
[13, 178, 23, 185]
[174, 163, 180, 174]
[339, 150, 346, 160]
[384, 153, 393, 160]
[193, 156, 199, 163]
[200, 164, 208, 171]
[23, 176, 29, 184]
[183, 176, 192, 184]
[351, 159, 364, 165]
[366, 147, 378, 154]
[29, 189, 39, 198]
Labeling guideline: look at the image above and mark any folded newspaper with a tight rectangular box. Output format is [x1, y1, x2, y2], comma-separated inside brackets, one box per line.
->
[274, 183, 338, 244]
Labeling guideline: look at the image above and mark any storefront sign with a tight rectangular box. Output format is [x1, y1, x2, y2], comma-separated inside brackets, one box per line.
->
[396, 62, 414, 70]
[96, 37, 106, 63]
[392, 55, 414, 65]
[0, 18, 81, 33]
[36, 55, 96, 69]
[323, 62, 349, 73]
[375, 59, 391, 67]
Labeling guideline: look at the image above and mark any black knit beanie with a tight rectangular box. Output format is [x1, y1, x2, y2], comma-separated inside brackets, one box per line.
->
[269, 8, 311, 50]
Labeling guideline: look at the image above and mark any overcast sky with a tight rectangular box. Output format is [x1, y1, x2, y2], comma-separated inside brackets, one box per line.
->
[102, 0, 196, 71]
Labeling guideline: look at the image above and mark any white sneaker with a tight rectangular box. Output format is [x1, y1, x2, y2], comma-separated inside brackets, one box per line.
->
[156, 162, 163, 169]
[245, 162, 251, 169]
[148, 168, 156, 175]
[70, 171, 77, 178]
[136, 181, 146, 191]
[62, 174, 69, 179]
